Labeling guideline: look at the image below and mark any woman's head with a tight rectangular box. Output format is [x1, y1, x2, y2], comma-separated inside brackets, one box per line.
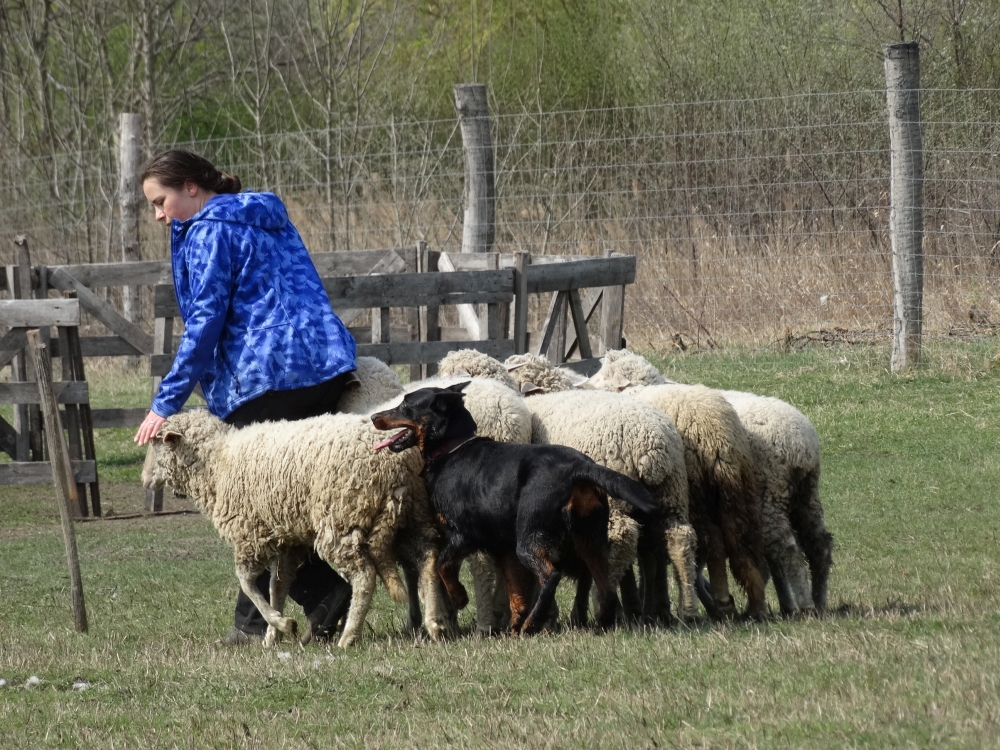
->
[141, 149, 242, 194]
[141, 149, 241, 224]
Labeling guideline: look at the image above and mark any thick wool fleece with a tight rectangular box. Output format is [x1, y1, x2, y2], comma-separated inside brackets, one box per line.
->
[439, 349, 520, 392]
[338, 356, 406, 415]
[503, 353, 575, 393]
[720, 389, 832, 614]
[588, 351, 767, 615]
[143, 408, 445, 646]
[523, 389, 696, 620]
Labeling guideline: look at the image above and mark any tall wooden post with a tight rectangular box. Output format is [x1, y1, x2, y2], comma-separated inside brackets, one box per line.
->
[884, 42, 924, 372]
[454, 84, 495, 255]
[119, 113, 144, 367]
[26, 330, 89, 633]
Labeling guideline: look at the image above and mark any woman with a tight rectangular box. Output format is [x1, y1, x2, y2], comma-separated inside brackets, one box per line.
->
[135, 149, 357, 645]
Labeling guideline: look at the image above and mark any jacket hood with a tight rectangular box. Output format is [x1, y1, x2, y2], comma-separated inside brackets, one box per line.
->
[181, 192, 289, 231]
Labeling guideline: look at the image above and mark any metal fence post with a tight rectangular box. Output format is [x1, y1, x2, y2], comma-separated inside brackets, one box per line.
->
[884, 42, 924, 372]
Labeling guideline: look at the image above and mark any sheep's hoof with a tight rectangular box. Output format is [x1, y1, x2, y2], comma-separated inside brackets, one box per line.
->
[425, 619, 448, 642]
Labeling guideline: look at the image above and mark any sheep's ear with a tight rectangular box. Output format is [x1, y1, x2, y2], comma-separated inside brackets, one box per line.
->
[520, 381, 544, 396]
[560, 368, 589, 387]
[505, 361, 529, 372]
[451, 368, 472, 378]
[605, 371, 633, 392]
[162, 430, 183, 445]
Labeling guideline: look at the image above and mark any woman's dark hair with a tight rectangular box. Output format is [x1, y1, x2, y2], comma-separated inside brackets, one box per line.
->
[141, 149, 242, 194]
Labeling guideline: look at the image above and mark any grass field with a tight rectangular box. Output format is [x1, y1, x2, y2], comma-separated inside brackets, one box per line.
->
[2, 342, 1000, 748]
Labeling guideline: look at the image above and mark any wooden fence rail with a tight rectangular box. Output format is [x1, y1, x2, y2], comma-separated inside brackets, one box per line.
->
[3, 242, 636, 514]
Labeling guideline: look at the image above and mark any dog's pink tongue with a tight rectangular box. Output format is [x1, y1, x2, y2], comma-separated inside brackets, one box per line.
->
[373, 430, 406, 452]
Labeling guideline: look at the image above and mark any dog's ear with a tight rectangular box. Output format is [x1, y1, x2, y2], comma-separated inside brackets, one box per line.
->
[444, 381, 472, 395]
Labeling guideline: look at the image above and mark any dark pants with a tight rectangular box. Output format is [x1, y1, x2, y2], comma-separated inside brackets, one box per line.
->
[225, 372, 354, 635]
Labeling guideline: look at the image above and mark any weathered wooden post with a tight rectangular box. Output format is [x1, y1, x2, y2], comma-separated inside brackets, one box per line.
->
[26, 329, 89, 633]
[454, 84, 496, 339]
[884, 42, 924, 372]
[600, 249, 626, 354]
[119, 113, 144, 367]
[454, 84, 495, 255]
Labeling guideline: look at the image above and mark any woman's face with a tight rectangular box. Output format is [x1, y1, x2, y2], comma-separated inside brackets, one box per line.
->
[142, 179, 205, 224]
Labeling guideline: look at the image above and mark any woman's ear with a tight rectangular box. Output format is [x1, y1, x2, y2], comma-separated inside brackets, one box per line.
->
[185, 180, 199, 197]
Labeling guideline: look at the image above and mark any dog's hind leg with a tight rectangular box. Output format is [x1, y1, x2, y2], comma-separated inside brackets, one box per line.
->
[498, 552, 535, 633]
[518, 548, 563, 636]
[571, 573, 592, 628]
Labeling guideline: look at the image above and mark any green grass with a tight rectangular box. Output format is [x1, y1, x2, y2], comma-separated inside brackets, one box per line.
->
[3, 343, 1000, 748]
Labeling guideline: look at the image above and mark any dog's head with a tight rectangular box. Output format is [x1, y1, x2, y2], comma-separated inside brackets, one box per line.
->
[371, 381, 477, 455]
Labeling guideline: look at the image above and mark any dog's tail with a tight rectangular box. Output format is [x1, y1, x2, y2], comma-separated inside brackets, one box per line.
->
[577, 462, 661, 521]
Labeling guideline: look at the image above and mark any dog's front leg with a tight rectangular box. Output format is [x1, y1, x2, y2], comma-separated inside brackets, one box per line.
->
[436, 539, 471, 611]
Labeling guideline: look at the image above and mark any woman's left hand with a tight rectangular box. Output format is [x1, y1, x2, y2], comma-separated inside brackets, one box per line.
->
[135, 411, 168, 446]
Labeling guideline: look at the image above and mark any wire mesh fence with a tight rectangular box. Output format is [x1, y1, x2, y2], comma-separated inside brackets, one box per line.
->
[3, 88, 1000, 354]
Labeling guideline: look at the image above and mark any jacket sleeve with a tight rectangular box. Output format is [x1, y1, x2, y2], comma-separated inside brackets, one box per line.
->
[150, 223, 234, 417]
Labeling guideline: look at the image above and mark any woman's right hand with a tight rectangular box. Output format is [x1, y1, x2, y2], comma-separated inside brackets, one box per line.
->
[135, 410, 168, 446]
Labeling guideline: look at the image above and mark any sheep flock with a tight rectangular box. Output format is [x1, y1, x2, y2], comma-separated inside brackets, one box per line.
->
[143, 349, 832, 648]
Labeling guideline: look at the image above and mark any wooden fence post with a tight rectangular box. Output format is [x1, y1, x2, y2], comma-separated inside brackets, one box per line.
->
[26, 329, 89, 633]
[512, 252, 530, 354]
[600, 249, 626, 354]
[454, 83, 495, 255]
[119, 113, 144, 368]
[418, 241, 440, 378]
[884, 42, 924, 372]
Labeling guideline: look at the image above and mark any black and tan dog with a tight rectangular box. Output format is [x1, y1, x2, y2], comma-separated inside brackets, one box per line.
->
[371, 382, 661, 634]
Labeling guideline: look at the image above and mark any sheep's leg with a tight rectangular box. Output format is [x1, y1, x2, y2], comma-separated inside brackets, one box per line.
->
[571, 531, 619, 630]
[619, 566, 642, 621]
[696, 569, 724, 620]
[765, 533, 810, 617]
[401, 562, 423, 635]
[415, 547, 450, 641]
[703, 521, 738, 619]
[789, 474, 832, 614]
[263, 549, 302, 647]
[468, 552, 504, 635]
[235, 561, 297, 643]
[652, 552, 674, 626]
[337, 565, 377, 648]
[665, 524, 698, 622]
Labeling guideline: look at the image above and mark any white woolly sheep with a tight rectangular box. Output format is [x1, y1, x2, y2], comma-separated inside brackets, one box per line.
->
[337, 356, 406, 415]
[719, 389, 832, 615]
[585, 350, 769, 620]
[587, 349, 832, 616]
[141, 409, 449, 647]
[446, 350, 698, 624]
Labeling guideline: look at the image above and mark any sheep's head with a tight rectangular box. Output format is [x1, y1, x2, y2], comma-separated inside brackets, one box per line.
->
[438, 349, 519, 391]
[140, 410, 229, 494]
[584, 349, 669, 391]
[503, 353, 574, 395]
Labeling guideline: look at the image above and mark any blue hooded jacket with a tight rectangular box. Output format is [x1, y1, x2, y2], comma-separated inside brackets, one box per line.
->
[151, 192, 356, 419]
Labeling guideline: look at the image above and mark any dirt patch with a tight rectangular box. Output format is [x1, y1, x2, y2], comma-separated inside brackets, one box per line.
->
[0, 481, 201, 541]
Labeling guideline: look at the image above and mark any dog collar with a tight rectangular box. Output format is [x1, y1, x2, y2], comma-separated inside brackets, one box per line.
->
[425, 434, 478, 465]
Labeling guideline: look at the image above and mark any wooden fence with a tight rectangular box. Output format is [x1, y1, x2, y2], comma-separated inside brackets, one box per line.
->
[2, 242, 635, 512]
